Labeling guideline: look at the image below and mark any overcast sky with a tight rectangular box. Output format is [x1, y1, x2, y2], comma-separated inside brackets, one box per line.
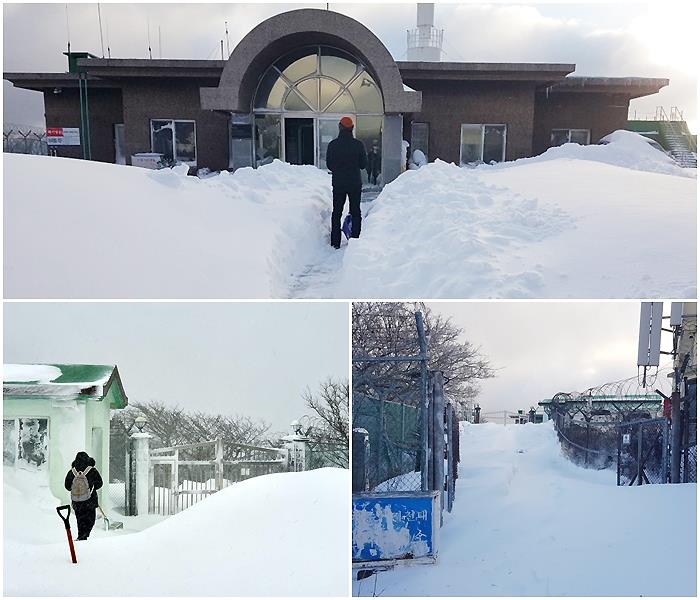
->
[3, 2, 697, 132]
[3, 302, 349, 434]
[427, 301, 677, 418]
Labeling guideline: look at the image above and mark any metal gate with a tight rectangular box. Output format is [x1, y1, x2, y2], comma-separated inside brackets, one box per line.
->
[149, 439, 288, 515]
[617, 418, 669, 485]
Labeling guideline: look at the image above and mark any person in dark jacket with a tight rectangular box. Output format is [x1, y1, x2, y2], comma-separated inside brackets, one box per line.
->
[366, 140, 381, 185]
[326, 116, 367, 249]
[64, 451, 103, 540]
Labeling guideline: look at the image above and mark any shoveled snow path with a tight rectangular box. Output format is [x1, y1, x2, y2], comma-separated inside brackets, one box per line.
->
[354, 423, 696, 597]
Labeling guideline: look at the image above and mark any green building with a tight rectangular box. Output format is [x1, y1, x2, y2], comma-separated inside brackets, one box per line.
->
[3, 364, 128, 503]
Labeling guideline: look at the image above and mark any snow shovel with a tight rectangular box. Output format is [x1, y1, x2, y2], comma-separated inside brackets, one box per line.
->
[342, 214, 353, 239]
[56, 505, 77, 564]
[97, 505, 123, 531]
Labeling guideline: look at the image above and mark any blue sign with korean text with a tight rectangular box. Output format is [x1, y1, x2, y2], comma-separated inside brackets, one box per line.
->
[352, 491, 439, 565]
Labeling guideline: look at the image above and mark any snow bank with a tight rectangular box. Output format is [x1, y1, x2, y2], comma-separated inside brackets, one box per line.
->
[4, 467, 349, 596]
[481, 129, 697, 178]
[337, 156, 696, 298]
[355, 422, 696, 597]
[3, 155, 331, 298]
[4, 143, 696, 299]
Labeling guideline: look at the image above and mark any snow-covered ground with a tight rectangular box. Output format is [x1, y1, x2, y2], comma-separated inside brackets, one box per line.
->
[354, 422, 697, 597]
[4, 132, 696, 298]
[4, 466, 349, 596]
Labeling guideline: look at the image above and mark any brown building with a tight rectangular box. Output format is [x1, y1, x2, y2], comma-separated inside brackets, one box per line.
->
[4, 8, 667, 183]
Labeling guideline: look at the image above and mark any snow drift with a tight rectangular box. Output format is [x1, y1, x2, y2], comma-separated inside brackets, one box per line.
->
[4, 467, 349, 596]
[4, 130, 696, 299]
[3, 155, 332, 298]
[355, 422, 696, 597]
[338, 134, 696, 298]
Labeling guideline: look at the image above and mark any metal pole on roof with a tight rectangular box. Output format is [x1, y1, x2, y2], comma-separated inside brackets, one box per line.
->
[97, 4, 105, 58]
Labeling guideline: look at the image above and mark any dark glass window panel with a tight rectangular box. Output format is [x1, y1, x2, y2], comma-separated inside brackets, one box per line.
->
[174, 121, 196, 162]
[483, 125, 506, 163]
[254, 114, 281, 166]
[411, 122, 429, 156]
[550, 129, 569, 147]
[460, 124, 482, 164]
[570, 129, 590, 145]
[151, 120, 174, 160]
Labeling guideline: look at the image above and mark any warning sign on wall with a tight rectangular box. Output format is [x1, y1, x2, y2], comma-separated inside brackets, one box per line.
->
[46, 127, 81, 146]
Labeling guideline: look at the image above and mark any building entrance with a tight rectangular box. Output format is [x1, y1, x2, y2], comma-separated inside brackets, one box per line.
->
[284, 118, 315, 165]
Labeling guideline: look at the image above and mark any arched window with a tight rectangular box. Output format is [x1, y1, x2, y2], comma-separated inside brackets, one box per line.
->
[254, 46, 383, 115]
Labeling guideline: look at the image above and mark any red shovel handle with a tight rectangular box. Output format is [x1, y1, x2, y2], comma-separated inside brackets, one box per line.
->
[56, 505, 77, 564]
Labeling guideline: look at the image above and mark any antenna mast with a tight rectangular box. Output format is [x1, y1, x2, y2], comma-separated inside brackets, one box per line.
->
[147, 18, 152, 59]
[225, 21, 230, 57]
[65, 4, 71, 56]
[97, 4, 105, 58]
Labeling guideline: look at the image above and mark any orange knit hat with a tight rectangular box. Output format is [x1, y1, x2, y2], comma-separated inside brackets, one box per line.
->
[339, 116, 354, 129]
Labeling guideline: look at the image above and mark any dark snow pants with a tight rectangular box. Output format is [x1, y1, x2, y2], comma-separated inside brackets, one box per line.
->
[73, 501, 97, 540]
[331, 187, 361, 248]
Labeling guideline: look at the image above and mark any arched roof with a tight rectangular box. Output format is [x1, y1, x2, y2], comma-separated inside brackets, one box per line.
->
[200, 9, 421, 114]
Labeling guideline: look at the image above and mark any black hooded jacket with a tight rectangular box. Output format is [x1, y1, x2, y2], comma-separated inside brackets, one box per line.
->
[326, 128, 367, 190]
[65, 452, 103, 508]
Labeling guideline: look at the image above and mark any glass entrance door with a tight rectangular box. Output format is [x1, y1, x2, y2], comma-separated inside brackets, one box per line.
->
[284, 117, 315, 165]
[317, 117, 341, 171]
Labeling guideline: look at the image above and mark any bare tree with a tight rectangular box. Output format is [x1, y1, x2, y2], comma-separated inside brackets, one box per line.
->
[301, 378, 349, 468]
[113, 401, 272, 452]
[353, 302, 494, 419]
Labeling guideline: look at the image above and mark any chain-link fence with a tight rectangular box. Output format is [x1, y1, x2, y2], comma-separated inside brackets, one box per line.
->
[306, 439, 348, 469]
[617, 418, 669, 485]
[681, 380, 696, 483]
[3, 124, 48, 155]
[352, 306, 429, 493]
[352, 391, 423, 491]
[551, 413, 618, 470]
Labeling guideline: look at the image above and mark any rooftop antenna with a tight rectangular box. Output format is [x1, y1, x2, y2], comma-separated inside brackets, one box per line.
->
[65, 4, 71, 58]
[104, 7, 111, 58]
[407, 3, 444, 62]
[637, 301, 663, 387]
[97, 3, 105, 58]
[220, 39, 224, 60]
[224, 21, 230, 57]
[147, 18, 152, 59]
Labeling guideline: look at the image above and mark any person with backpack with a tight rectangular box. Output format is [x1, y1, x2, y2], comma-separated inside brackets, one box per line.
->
[64, 451, 103, 541]
[326, 116, 367, 249]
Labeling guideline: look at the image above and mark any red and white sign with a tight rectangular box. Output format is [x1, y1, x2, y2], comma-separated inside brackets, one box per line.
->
[46, 127, 81, 146]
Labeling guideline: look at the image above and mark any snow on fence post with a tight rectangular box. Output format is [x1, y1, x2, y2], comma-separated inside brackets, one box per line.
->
[215, 438, 224, 491]
[431, 371, 445, 524]
[172, 448, 179, 514]
[282, 422, 308, 472]
[130, 431, 151, 516]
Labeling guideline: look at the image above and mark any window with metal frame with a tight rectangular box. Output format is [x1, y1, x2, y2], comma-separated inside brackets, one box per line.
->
[550, 128, 590, 147]
[459, 124, 506, 165]
[411, 122, 429, 158]
[150, 119, 197, 166]
[253, 45, 383, 116]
